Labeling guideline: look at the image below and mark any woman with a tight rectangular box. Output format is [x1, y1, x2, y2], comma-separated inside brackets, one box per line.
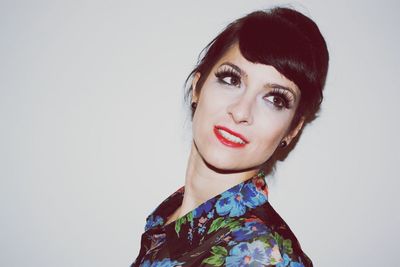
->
[132, 6, 328, 267]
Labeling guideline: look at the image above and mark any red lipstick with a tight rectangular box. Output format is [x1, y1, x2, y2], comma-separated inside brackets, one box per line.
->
[213, 125, 249, 148]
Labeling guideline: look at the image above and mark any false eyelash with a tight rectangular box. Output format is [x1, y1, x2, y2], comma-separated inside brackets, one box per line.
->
[267, 88, 295, 109]
[214, 67, 241, 86]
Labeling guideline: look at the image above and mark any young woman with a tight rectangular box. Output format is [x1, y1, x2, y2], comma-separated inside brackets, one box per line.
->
[132, 6, 329, 267]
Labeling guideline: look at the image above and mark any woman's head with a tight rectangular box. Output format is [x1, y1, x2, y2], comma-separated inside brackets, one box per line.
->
[185, 7, 329, 174]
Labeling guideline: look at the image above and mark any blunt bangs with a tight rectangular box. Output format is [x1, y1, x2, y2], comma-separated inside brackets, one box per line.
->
[237, 11, 321, 118]
[185, 7, 329, 123]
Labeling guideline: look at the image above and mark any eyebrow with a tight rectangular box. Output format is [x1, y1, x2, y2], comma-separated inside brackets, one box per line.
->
[219, 62, 246, 77]
[218, 62, 298, 100]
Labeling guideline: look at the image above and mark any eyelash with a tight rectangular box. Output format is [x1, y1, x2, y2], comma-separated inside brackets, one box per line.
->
[215, 67, 241, 87]
[214, 67, 294, 110]
[265, 88, 294, 110]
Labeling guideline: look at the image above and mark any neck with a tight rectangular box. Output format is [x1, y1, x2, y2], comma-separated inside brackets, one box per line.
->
[169, 141, 259, 222]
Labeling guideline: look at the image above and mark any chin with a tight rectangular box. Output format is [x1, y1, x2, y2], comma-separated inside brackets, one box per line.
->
[194, 138, 260, 172]
[200, 152, 258, 173]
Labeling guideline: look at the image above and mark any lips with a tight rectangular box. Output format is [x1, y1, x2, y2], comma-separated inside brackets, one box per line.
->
[214, 125, 249, 148]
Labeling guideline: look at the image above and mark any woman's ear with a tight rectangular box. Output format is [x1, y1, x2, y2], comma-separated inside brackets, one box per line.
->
[286, 116, 305, 145]
[191, 72, 201, 103]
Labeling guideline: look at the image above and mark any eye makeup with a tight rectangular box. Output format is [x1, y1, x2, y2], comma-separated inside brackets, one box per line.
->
[214, 62, 298, 110]
[264, 87, 296, 110]
[214, 65, 242, 87]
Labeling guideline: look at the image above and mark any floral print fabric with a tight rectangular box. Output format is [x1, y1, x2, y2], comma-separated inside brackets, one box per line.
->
[131, 170, 312, 267]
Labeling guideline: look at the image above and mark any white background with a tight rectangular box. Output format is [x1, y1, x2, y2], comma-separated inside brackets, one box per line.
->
[1, 0, 399, 266]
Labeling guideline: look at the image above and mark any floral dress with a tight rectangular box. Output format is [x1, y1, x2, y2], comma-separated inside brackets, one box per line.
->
[131, 170, 312, 267]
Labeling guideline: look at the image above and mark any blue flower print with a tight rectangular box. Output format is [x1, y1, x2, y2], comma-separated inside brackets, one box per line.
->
[141, 258, 184, 267]
[228, 240, 238, 247]
[232, 220, 271, 242]
[207, 209, 215, 219]
[145, 215, 164, 231]
[225, 240, 269, 266]
[276, 253, 291, 267]
[193, 199, 215, 218]
[215, 182, 268, 217]
[198, 224, 207, 234]
[289, 261, 305, 267]
[276, 254, 305, 267]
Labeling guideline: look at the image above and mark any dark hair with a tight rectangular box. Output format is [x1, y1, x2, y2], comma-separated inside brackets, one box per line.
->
[184, 7, 329, 174]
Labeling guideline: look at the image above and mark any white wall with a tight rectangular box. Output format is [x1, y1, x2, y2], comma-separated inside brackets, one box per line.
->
[1, 0, 399, 266]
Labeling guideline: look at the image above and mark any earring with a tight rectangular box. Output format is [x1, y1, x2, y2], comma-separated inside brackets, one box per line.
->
[191, 102, 197, 110]
[279, 140, 287, 148]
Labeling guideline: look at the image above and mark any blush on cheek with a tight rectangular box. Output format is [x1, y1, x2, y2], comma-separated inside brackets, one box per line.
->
[258, 136, 282, 156]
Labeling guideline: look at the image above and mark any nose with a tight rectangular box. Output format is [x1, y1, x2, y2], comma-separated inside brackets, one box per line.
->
[227, 96, 254, 125]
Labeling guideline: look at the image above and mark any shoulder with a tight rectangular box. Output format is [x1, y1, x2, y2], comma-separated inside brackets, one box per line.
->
[231, 202, 313, 267]
[201, 192, 312, 266]
[201, 210, 313, 266]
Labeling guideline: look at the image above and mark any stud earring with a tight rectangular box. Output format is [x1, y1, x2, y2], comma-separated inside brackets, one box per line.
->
[279, 140, 287, 148]
[191, 102, 197, 110]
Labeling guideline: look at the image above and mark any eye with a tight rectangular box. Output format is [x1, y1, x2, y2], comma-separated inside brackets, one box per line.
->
[221, 75, 241, 87]
[215, 68, 241, 87]
[265, 95, 287, 109]
[264, 88, 295, 110]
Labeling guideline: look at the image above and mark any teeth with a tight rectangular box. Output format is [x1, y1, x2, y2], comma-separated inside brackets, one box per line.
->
[218, 129, 246, 144]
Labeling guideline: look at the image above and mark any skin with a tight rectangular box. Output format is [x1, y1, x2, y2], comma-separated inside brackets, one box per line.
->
[165, 43, 305, 224]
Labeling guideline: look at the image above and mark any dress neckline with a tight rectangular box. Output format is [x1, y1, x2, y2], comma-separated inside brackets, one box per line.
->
[144, 169, 268, 234]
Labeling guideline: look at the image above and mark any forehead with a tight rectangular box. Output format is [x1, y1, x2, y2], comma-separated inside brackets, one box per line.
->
[213, 43, 300, 95]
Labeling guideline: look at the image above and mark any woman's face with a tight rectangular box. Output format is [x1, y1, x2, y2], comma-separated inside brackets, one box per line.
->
[191, 43, 304, 171]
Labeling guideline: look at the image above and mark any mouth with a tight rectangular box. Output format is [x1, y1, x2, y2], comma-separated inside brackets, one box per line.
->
[213, 125, 249, 148]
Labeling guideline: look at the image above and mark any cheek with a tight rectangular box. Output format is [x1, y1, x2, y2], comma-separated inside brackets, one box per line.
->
[257, 129, 282, 153]
[253, 113, 293, 152]
[193, 87, 225, 125]
[191, 100, 216, 142]
[191, 89, 228, 151]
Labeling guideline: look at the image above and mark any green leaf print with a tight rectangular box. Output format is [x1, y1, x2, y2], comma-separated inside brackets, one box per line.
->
[273, 232, 283, 246]
[207, 217, 244, 234]
[207, 217, 226, 234]
[283, 238, 293, 254]
[211, 245, 227, 256]
[175, 216, 187, 236]
[225, 219, 241, 231]
[272, 232, 293, 255]
[202, 245, 227, 266]
[186, 212, 194, 223]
